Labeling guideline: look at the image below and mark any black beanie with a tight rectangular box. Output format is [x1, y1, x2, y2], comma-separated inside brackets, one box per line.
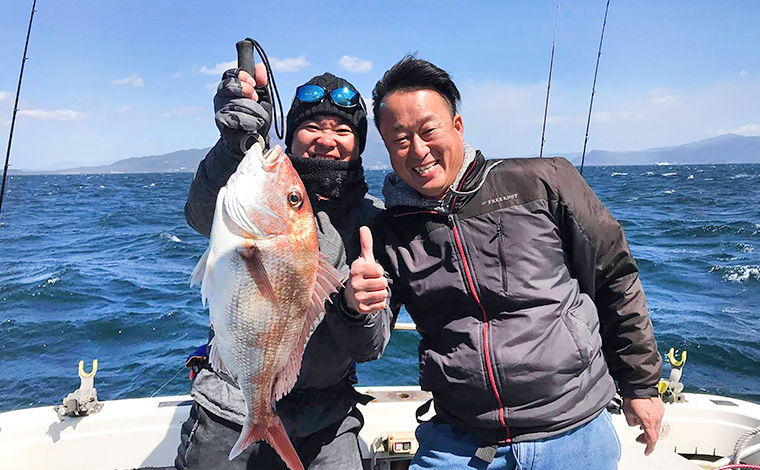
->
[285, 73, 368, 155]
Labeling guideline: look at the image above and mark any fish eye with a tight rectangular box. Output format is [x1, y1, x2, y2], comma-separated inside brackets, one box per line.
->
[288, 190, 303, 209]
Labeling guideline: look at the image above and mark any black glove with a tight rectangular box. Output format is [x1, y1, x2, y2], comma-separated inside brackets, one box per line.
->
[214, 68, 272, 156]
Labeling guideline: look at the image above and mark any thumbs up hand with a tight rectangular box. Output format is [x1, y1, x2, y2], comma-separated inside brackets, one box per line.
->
[344, 226, 389, 314]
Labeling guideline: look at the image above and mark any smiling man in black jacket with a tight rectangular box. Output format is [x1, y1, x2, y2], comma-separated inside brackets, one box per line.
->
[370, 55, 664, 470]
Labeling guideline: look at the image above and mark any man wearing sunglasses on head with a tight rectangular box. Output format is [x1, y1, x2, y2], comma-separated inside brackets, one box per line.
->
[176, 63, 392, 470]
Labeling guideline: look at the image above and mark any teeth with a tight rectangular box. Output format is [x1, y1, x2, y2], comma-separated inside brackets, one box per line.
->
[414, 161, 437, 175]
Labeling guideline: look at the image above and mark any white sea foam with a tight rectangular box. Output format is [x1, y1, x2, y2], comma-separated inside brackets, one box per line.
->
[687, 174, 694, 179]
[46, 277, 60, 285]
[737, 244, 754, 253]
[712, 265, 760, 283]
[662, 172, 677, 177]
[664, 190, 675, 194]
[160, 232, 181, 243]
[611, 172, 628, 176]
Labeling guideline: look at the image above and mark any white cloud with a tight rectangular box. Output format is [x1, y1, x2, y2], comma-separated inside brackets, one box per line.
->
[0, 91, 12, 102]
[740, 70, 748, 77]
[648, 87, 679, 105]
[199, 56, 309, 76]
[338, 55, 372, 74]
[161, 104, 202, 118]
[592, 110, 635, 123]
[173, 71, 183, 78]
[199, 60, 236, 76]
[117, 105, 130, 113]
[271, 56, 309, 73]
[111, 74, 144, 87]
[725, 124, 760, 136]
[19, 109, 88, 121]
[650, 95, 678, 105]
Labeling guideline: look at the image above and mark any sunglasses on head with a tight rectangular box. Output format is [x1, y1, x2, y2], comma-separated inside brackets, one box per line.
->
[295, 84, 364, 110]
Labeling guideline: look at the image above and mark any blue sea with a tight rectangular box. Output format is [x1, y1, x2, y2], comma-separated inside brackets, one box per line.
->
[0, 164, 758, 413]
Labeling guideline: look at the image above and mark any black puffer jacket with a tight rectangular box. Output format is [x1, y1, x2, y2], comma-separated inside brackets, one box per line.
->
[375, 148, 661, 444]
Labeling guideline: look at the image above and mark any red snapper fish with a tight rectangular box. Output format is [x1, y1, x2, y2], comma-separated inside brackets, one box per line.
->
[191, 140, 342, 469]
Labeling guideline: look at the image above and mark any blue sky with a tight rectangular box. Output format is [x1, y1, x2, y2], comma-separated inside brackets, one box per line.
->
[1, 0, 758, 170]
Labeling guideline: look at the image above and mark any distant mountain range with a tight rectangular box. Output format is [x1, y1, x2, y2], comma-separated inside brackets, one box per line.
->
[570, 133, 760, 166]
[8, 133, 760, 175]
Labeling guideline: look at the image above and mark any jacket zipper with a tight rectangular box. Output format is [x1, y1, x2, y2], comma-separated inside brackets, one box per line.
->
[449, 213, 511, 441]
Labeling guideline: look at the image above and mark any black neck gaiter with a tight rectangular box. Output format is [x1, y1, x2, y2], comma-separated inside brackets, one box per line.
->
[288, 155, 369, 213]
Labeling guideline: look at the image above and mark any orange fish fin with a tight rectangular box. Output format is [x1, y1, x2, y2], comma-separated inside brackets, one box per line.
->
[208, 338, 235, 380]
[271, 255, 343, 402]
[229, 415, 304, 470]
[271, 300, 322, 402]
[238, 242, 282, 313]
[317, 253, 344, 295]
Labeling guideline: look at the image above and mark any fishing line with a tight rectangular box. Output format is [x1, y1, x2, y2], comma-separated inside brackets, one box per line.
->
[1, 0, 37, 223]
[539, 2, 560, 159]
[150, 364, 186, 398]
[243, 38, 285, 141]
[580, 0, 611, 175]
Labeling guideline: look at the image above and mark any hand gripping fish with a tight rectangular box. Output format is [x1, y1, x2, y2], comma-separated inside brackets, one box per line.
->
[191, 140, 343, 469]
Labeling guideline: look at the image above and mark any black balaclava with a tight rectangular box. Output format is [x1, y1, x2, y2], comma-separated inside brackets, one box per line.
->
[285, 73, 369, 212]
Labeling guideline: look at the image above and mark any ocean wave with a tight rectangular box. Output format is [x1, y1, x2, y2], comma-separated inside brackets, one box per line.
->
[160, 232, 182, 243]
[662, 172, 677, 177]
[664, 221, 760, 238]
[709, 265, 760, 283]
[611, 172, 628, 176]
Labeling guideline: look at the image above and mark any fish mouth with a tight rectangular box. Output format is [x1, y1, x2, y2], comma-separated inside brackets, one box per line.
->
[261, 145, 285, 171]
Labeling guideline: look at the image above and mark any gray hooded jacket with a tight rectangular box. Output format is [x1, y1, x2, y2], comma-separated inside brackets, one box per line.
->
[184, 138, 392, 437]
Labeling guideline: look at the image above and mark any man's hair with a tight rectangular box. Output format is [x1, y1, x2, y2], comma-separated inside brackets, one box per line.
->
[372, 54, 461, 132]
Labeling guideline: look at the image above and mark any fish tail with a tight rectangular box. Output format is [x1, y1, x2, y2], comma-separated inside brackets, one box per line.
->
[228, 415, 304, 470]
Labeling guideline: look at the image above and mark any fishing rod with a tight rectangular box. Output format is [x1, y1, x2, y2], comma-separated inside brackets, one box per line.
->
[0, 0, 38, 224]
[579, 0, 611, 175]
[539, 2, 560, 159]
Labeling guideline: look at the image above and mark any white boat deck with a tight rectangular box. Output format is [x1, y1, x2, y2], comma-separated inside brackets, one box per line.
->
[1, 388, 758, 469]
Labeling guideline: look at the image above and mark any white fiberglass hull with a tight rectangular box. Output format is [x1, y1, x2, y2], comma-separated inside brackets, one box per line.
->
[1, 387, 758, 470]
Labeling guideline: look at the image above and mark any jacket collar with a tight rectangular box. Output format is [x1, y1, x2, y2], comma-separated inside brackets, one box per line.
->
[382, 143, 481, 213]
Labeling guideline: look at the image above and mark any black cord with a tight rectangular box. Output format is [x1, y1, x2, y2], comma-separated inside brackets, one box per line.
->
[245, 38, 285, 141]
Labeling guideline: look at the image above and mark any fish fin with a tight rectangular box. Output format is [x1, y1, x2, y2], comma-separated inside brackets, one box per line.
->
[208, 338, 235, 380]
[271, 255, 343, 402]
[316, 252, 345, 297]
[190, 248, 212, 307]
[238, 242, 282, 313]
[229, 415, 303, 470]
